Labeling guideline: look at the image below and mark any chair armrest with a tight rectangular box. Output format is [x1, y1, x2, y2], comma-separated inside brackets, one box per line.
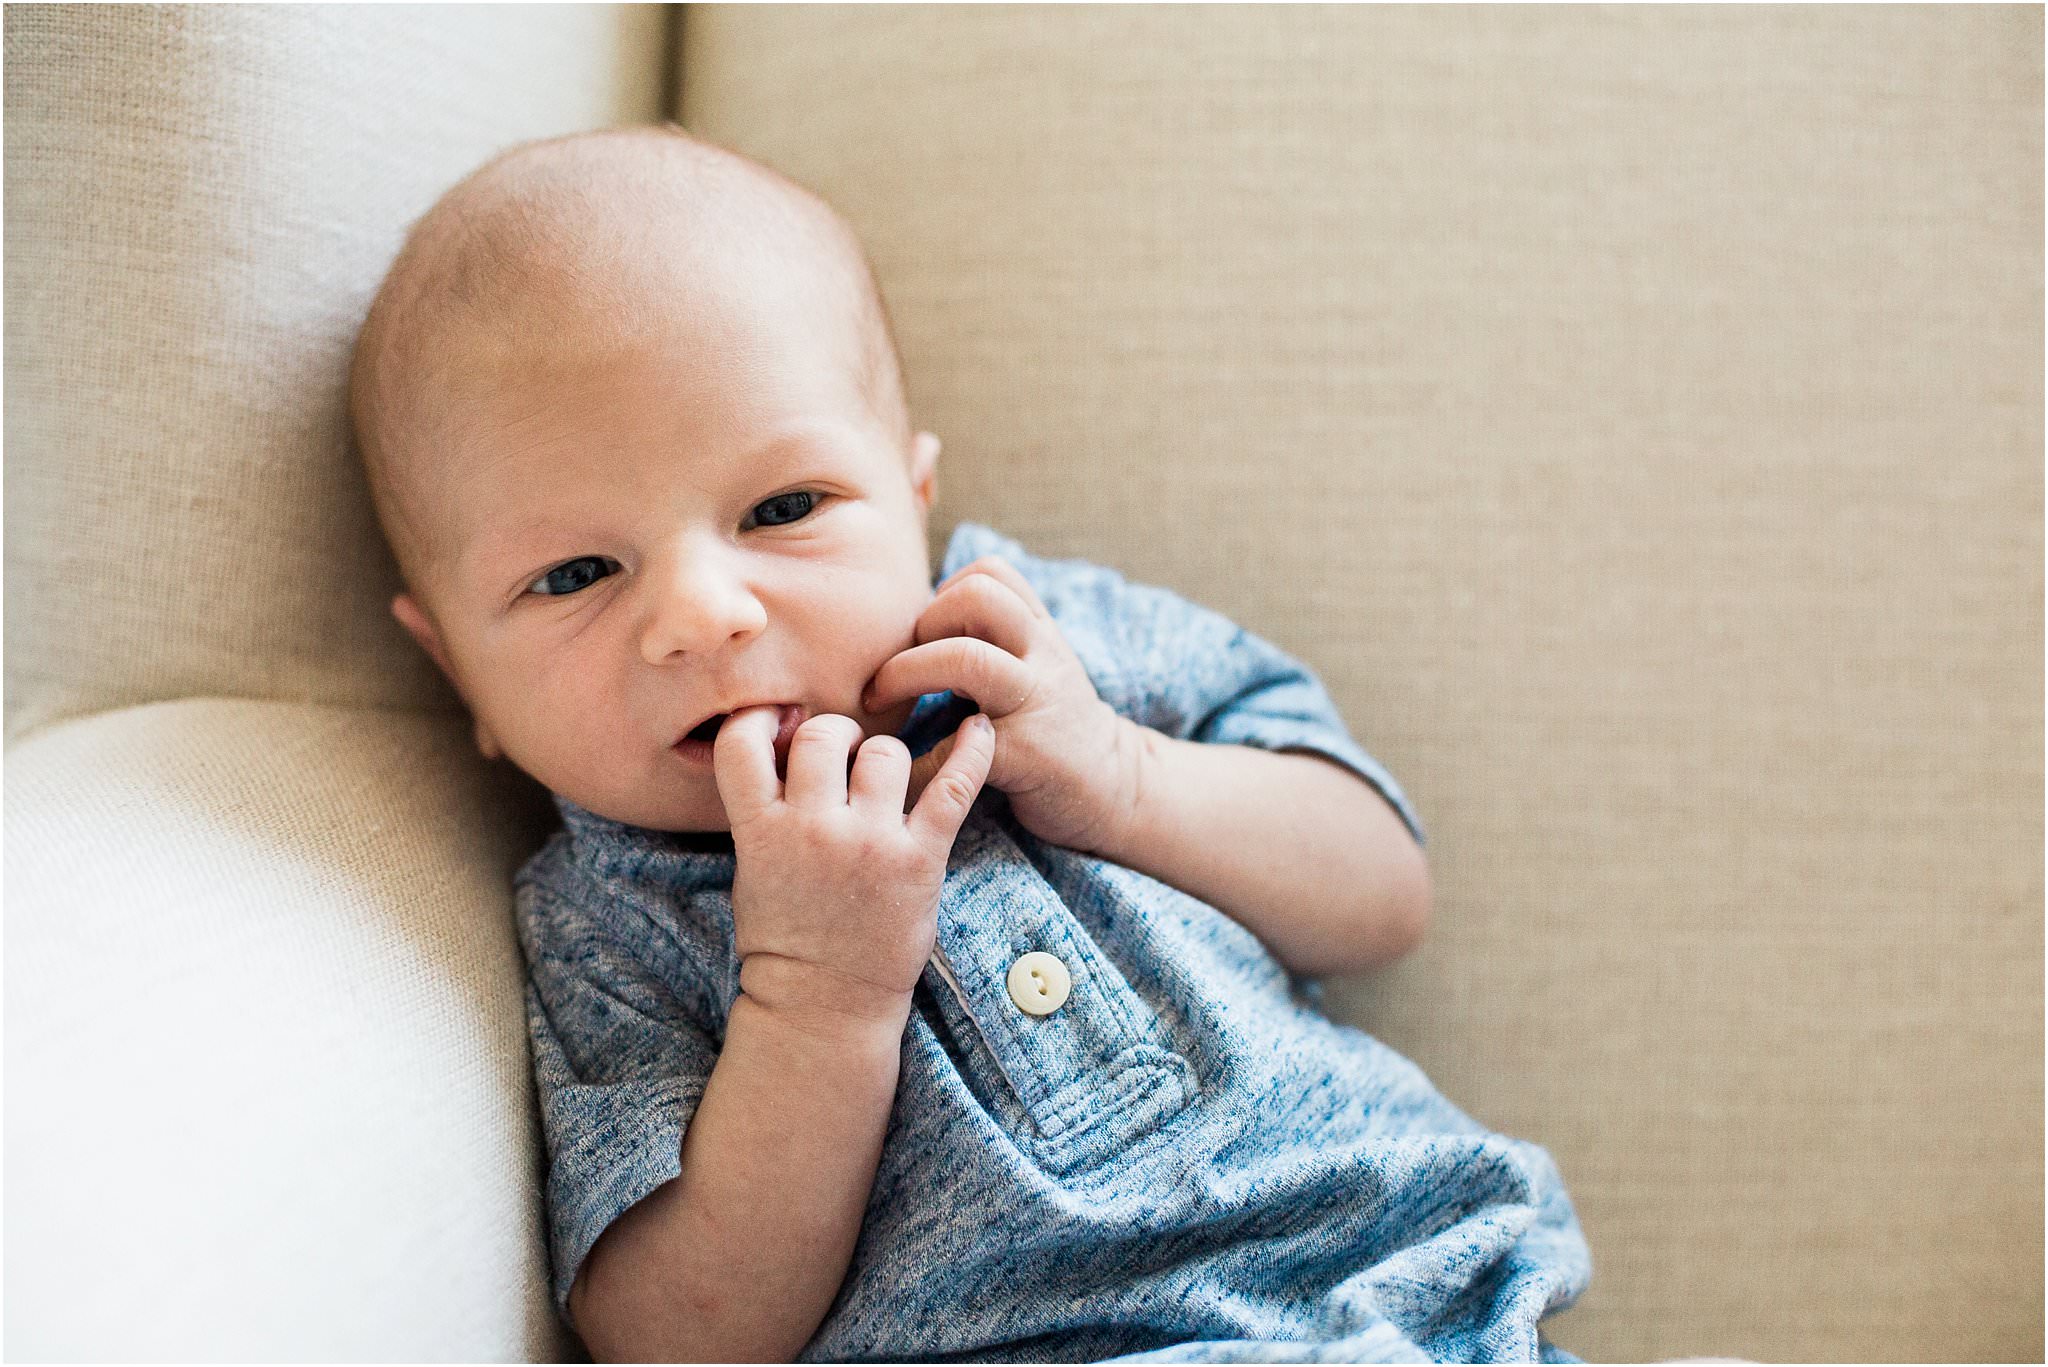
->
[5, 698, 573, 1361]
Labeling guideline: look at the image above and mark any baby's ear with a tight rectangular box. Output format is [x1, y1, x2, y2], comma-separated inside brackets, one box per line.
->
[391, 592, 458, 685]
[911, 431, 941, 513]
[391, 593, 503, 759]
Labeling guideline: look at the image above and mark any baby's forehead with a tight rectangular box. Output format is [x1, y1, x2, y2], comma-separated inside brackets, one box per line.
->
[398, 163, 884, 455]
[424, 130, 867, 330]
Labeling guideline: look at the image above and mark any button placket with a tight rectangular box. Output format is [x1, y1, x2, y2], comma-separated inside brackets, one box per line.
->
[922, 815, 1196, 1169]
[926, 943, 1029, 1109]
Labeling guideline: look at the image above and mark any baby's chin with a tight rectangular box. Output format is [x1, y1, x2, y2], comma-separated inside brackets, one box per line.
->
[669, 826, 738, 850]
[517, 754, 741, 834]
[565, 795, 741, 840]
[563, 787, 739, 836]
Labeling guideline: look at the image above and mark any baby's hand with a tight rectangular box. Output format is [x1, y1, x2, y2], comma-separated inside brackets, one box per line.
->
[863, 555, 1143, 854]
[714, 704, 995, 1025]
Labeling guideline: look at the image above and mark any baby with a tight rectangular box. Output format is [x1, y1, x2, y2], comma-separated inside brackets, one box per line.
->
[348, 124, 1590, 1363]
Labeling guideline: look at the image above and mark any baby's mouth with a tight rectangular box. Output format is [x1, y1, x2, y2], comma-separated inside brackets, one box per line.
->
[672, 703, 809, 771]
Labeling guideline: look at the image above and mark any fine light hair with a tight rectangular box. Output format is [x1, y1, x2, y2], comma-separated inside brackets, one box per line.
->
[347, 122, 912, 596]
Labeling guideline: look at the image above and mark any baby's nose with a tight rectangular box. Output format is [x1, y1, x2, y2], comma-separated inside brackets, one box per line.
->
[638, 564, 767, 663]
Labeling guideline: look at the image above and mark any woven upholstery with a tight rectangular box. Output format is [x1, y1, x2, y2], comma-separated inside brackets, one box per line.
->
[5, 4, 2039, 1361]
[680, 7, 2043, 1361]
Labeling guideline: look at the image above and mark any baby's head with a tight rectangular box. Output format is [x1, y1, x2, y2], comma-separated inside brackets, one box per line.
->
[349, 125, 943, 832]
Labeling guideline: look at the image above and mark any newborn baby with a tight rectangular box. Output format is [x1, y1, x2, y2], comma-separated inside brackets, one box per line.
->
[348, 124, 1590, 1363]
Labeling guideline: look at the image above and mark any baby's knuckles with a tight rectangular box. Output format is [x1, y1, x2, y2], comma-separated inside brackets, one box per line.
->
[728, 722, 945, 1007]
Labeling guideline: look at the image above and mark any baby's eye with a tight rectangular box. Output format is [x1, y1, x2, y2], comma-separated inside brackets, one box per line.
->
[747, 491, 818, 529]
[528, 556, 618, 597]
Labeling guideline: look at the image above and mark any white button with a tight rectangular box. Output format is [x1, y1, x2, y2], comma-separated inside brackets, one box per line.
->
[1006, 951, 1071, 1015]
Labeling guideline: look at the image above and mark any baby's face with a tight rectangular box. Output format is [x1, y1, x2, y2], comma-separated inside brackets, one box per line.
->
[391, 281, 940, 833]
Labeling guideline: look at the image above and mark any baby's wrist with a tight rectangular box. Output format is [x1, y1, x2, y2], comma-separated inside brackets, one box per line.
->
[1087, 716, 1160, 861]
[737, 951, 915, 1039]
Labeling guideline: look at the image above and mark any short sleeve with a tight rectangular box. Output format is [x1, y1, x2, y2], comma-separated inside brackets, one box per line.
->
[520, 881, 720, 1329]
[1104, 575, 1427, 851]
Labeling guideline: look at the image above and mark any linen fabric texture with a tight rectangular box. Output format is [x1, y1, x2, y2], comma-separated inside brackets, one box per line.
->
[516, 521, 1590, 1362]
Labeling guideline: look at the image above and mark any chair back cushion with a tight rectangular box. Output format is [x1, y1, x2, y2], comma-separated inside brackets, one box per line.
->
[4, 2, 670, 740]
[678, 8, 2044, 1361]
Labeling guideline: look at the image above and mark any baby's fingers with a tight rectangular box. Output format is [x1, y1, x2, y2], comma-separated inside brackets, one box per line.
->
[848, 733, 912, 818]
[906, 714, 994, 850]
[712, 705, 782, 824]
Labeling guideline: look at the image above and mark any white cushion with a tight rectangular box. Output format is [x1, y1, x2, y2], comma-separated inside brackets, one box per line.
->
[4, 699, 569, 1360]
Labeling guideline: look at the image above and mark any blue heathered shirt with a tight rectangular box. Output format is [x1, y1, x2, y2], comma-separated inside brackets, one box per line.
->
[516, 520, 1592, 1362]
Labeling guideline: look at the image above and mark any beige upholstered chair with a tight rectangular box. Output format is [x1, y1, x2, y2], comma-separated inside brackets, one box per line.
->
[7, 6, 2039, 1361]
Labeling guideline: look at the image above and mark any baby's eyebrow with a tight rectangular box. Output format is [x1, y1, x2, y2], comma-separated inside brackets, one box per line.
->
[469, 516, 577, 568]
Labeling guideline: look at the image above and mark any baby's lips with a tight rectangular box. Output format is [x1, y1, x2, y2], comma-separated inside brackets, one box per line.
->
[723, 703, 805, 767]
[771, 703, 805, 757]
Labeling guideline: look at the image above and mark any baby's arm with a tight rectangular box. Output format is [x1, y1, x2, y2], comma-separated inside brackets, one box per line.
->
[571, 708, 996, 1362]
[1092, 724, 1433, 979]
[571, 958, 911, 1362]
